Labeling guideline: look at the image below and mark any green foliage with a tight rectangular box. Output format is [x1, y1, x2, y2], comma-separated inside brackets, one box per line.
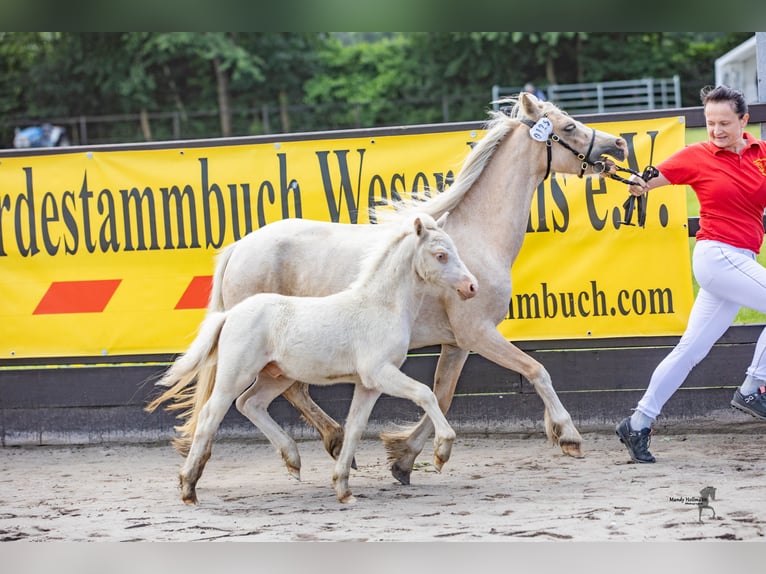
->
[0, 32, 756, 145]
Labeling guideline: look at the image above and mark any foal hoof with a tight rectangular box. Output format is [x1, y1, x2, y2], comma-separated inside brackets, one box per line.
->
[336, 489, 356, 504]
[390, 462, 411, 486]
[339, 493, 356, 504]
[560, 440, 584, 458]
[181, 492, 198, 505]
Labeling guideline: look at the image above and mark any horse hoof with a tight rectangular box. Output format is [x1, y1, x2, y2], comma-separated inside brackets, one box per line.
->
[351, 457, 358, 471]
[338, 491, 356, 504]
[560, 440, 584, 458]
[287, 465, 301, 481]
[181, 493, 198, 505]
[391, 462, 411, 486]
[327, 433, 345, 460]
[433, 456, 447, 472]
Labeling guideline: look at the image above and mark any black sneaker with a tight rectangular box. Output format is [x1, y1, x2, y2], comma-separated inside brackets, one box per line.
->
[615, 417, 656, 463]
[731, 386, 766, 420]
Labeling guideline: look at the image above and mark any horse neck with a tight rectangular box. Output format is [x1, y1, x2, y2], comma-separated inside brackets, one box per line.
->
[449, 129, 547, 267]
[351, 233, 425, 315]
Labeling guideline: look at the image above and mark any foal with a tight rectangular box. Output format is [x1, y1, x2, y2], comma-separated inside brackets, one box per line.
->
[147, 213, 477, 504]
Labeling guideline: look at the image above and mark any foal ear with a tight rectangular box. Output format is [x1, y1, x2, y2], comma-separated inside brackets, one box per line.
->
[436, 212, 449, 228]
[414, 216, 424, 237]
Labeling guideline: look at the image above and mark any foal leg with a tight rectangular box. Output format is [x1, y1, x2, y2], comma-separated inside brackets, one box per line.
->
[180, 379, 250, 504]
[374, 363, 457, 473]
[282, 381, 347, 461]
[236, 375, 302, 480]
[462, 325, 583, 457]
[381, 344, 468, 485]
[333, 385, 381, 504]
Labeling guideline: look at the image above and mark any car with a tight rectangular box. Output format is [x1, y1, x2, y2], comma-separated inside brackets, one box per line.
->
[13, 124, 71, 148]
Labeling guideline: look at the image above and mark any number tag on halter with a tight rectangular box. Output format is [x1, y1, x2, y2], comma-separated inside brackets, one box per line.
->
[528, 117, 553, 142]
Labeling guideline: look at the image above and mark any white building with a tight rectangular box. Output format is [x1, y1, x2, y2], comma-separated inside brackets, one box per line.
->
[715, 35, 758, 103]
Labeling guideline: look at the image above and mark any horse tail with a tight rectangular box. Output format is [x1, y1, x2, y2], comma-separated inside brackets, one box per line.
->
[145, 312, 227, 456]
[208, 242, 236, 313]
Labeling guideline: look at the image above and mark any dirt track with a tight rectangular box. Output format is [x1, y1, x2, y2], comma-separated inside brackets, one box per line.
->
[2, 423, 765, 542]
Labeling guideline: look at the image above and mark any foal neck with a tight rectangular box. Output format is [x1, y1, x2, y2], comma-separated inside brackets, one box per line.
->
[350, 231, 425, 308]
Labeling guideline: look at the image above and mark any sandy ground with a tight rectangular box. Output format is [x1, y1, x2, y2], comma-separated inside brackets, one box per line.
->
[1, 425, 765, 543]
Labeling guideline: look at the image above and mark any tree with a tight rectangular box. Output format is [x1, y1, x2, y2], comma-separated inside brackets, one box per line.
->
[144, 33, 265, 137]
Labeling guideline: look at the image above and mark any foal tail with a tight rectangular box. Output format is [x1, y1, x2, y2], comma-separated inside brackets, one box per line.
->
[145, 312, 228, 456]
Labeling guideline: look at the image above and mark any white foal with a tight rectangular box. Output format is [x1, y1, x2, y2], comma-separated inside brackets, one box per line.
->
[148, 213, 477, 504]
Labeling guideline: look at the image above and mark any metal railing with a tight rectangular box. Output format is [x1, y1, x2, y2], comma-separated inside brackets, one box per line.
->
[492, 76, 682, 113]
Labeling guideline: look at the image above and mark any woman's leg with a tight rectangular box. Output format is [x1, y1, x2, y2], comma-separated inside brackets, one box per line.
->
[635, 287, 740, 420]
[617, 241, 764, 461]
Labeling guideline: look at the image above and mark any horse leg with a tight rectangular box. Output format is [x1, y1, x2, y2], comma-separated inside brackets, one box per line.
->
[375, 363, 457, 470]
[236, 374, 302, 480]
[381, 344, 468, 485]
[460, 325, 583, 457]
[333, 385, 380, 504]
[282, 381, 346, 462]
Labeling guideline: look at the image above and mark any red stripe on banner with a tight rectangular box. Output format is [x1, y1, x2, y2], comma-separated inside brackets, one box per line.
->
[33, 279, 122, 314]
[175, 275, 213, 310]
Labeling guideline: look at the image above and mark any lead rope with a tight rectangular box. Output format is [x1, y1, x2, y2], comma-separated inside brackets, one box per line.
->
[618, 165, 659, 227]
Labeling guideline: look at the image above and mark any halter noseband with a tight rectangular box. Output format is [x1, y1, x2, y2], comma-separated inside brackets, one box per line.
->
[520, 117, 599, 181]
[519, 114, 658, 228]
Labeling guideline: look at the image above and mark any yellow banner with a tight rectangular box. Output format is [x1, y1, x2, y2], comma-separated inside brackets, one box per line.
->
[0, 117, 691, 358]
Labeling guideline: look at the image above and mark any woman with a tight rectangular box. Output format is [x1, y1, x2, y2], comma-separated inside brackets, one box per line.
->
[616, 85, 766, 463]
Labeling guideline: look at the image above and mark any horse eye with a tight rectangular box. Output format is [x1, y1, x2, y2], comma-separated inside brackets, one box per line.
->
[435, 252, 447, 262]
[565, 123, 576, 132]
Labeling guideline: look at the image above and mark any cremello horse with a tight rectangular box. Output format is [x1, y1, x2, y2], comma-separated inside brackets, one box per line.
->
[147, 213, 477, 504]
[206, 92, 628, 485]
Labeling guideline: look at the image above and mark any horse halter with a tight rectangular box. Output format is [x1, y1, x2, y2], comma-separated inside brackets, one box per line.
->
[519, 116, 601, 182]
[520, 115, 658, 228]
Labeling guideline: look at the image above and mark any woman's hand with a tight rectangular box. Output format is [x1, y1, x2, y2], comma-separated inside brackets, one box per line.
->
[628, 174, 649, 196]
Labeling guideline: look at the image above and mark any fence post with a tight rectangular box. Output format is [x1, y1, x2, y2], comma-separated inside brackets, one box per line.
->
[596, 83, 604, 112]
[172, 112, 180, 140]
[672, 75, 681, 108]
[261, 104, 271, 135]
[79, 115, 88, 145]
[646, 78, 655, 109]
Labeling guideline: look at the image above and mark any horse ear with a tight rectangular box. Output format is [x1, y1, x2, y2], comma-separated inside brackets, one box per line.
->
[414, 217, 424, 237]
[519, 92, 541, 119]
[436, 212, 449, 228]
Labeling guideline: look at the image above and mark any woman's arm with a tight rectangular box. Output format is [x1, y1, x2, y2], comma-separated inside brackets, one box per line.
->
[628, 170, 671, 196]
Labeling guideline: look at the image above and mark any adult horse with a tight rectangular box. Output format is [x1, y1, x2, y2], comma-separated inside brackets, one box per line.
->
[208, 92, 628, 485]
[147, 213, 477, 504]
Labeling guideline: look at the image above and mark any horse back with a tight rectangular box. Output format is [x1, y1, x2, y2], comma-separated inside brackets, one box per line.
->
[221, 219, 390, 308]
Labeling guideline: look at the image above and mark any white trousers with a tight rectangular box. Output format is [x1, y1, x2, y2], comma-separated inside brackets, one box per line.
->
[636, 240, 766, 419]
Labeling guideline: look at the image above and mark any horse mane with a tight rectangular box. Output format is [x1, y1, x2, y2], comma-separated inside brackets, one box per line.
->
[376, 97, 547, 223]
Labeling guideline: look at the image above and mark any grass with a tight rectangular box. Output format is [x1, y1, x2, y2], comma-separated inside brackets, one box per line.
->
[682, 126, 765, 324]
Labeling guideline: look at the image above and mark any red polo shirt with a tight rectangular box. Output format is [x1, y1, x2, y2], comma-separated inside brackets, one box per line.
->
[658, 131, 766, 253]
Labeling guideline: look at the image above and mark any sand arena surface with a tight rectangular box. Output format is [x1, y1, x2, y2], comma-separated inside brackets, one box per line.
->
[1, 426, 764, 542]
